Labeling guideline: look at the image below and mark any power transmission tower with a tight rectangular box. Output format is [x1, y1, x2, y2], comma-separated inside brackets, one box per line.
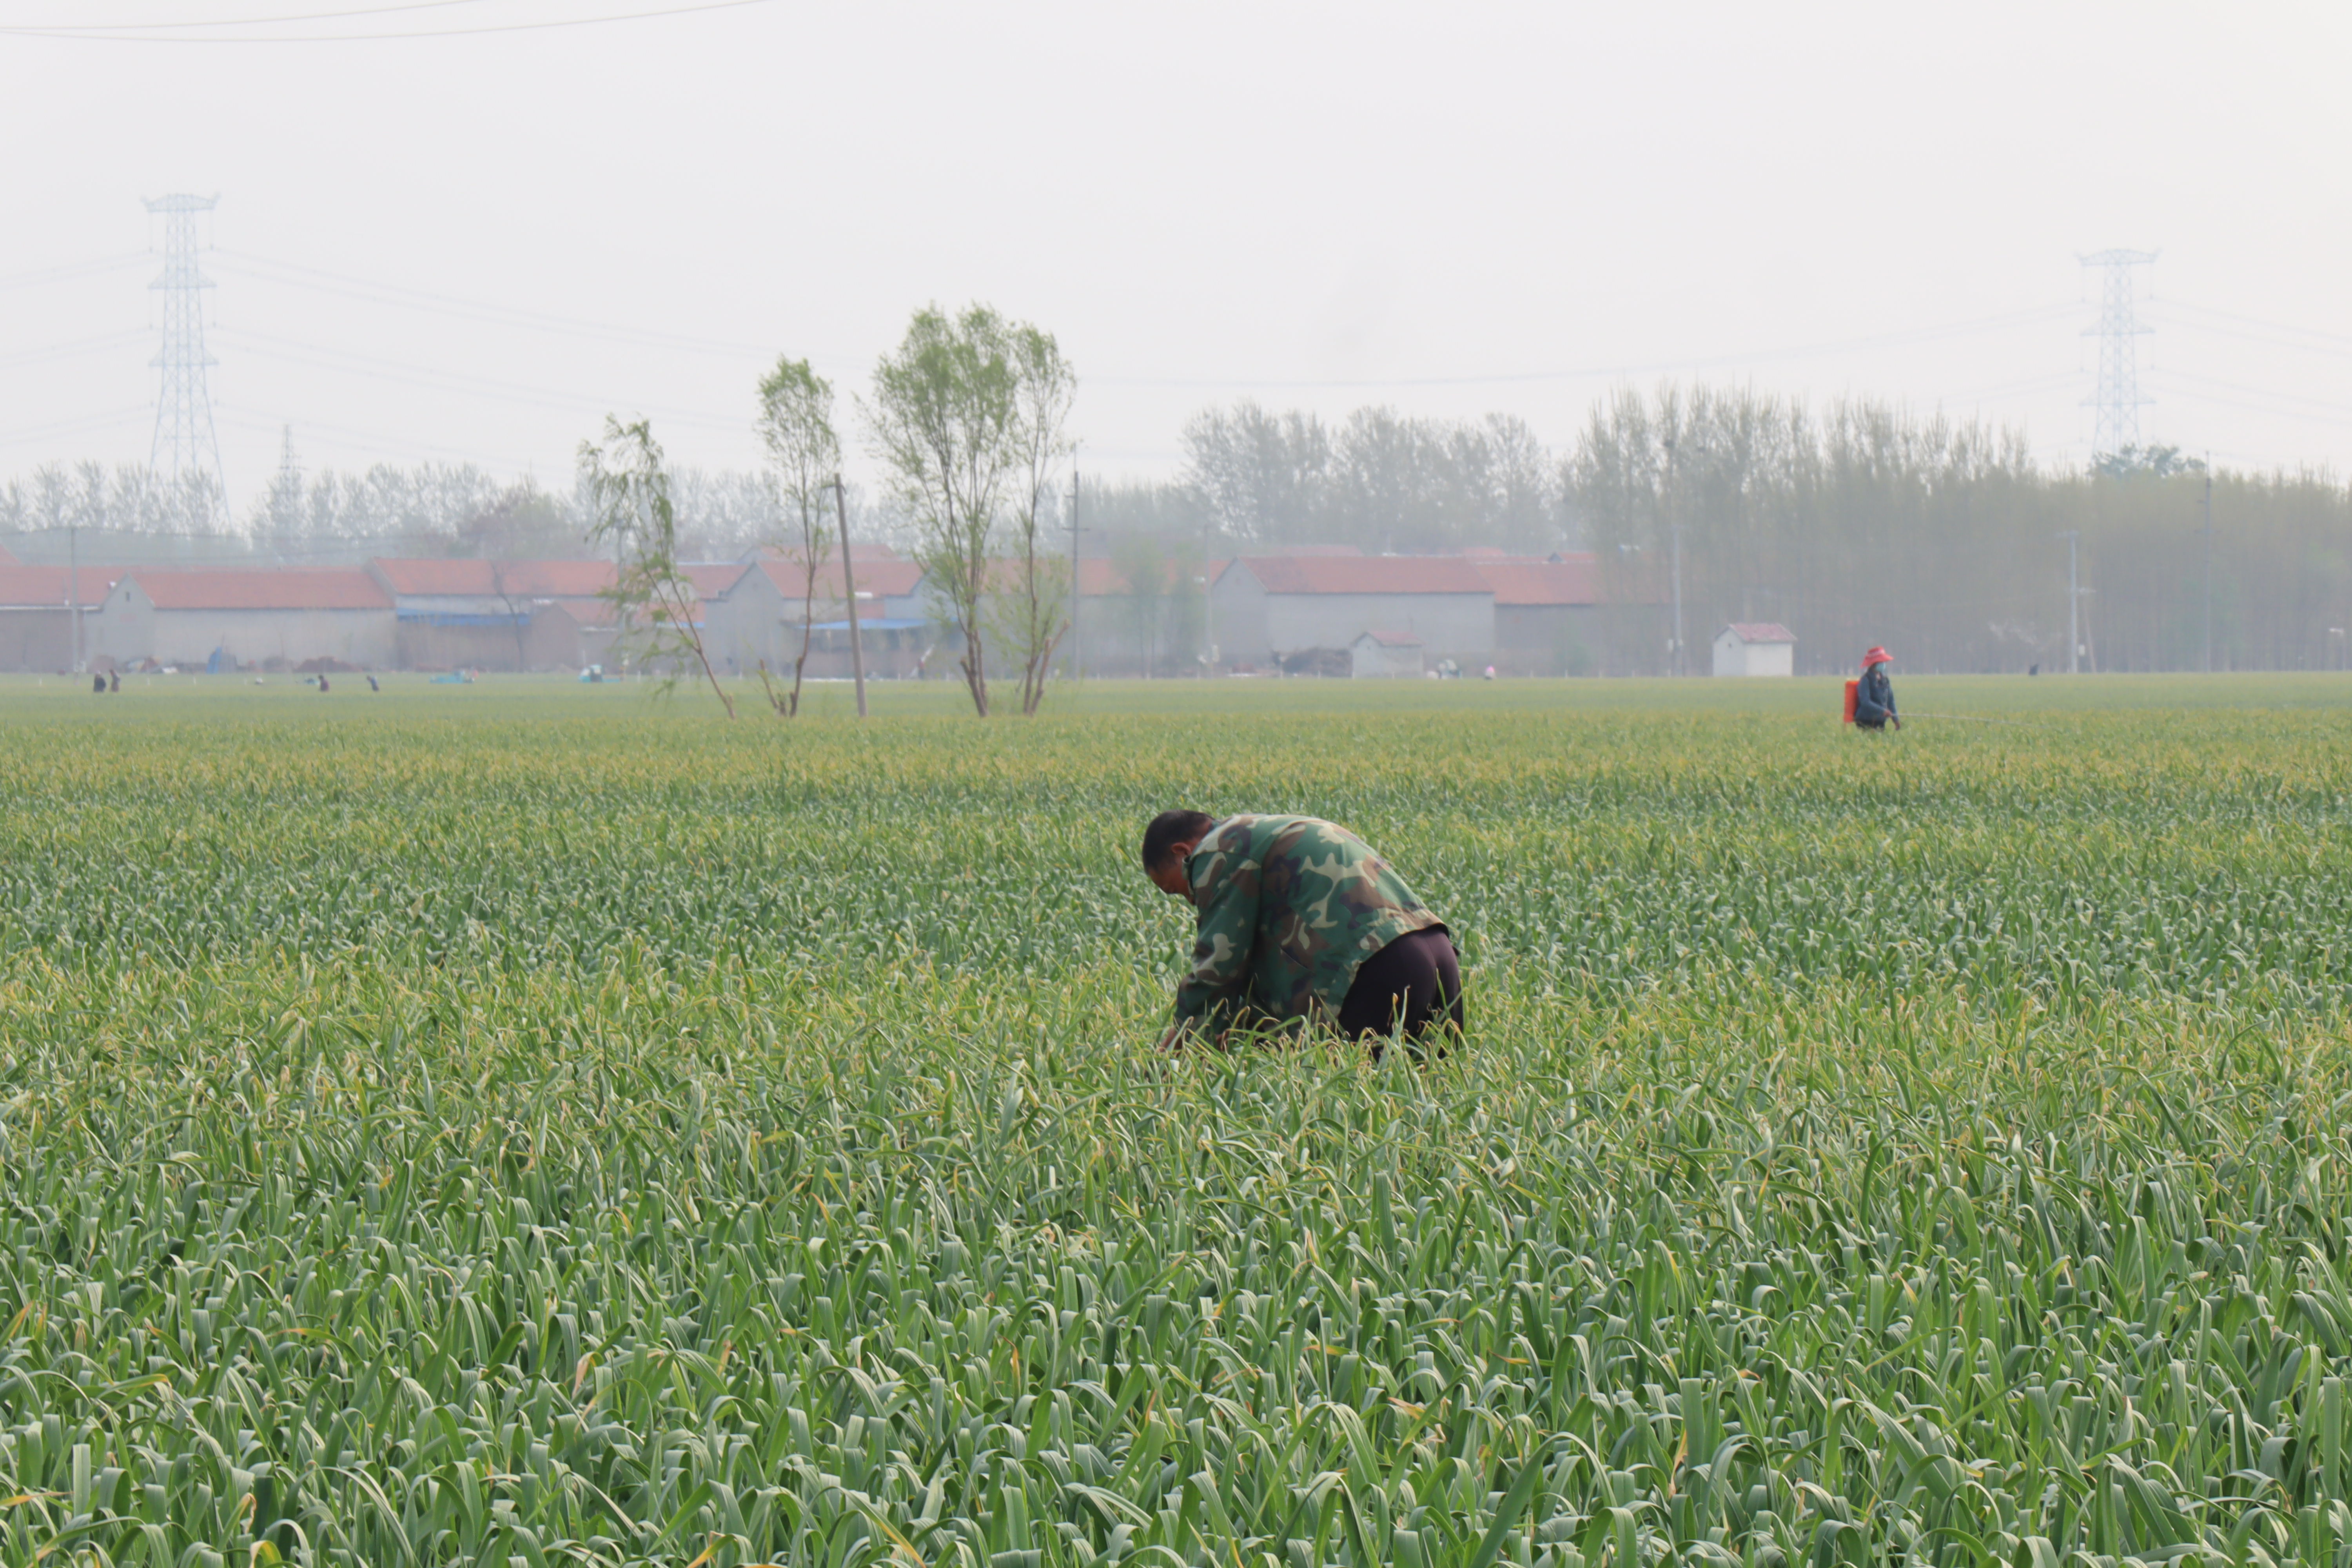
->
[2078, 249, 2157, 459]
[145, 194, 228, 526]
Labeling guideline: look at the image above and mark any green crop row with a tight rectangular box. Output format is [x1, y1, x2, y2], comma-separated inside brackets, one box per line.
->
[0, 678, 2348, 1565]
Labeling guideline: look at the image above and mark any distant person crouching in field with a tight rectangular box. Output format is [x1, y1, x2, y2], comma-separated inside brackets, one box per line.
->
[1142, 810, 1463, 1058]
[1854, 646, 1901, 731]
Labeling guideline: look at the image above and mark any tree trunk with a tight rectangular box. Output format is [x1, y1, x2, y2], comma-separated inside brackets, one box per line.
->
[962, 617, 989, 715]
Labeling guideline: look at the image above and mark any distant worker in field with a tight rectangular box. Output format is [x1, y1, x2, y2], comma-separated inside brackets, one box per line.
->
[1141, 810, 1463, 1056]
[1852, 645, 1900, 731]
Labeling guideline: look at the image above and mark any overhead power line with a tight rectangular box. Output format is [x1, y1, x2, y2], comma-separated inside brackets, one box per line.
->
[2146, 306, 2352, 364]
[1089, 302, 2082, 390]
[16, 0, 491, 31]
[211, 250, 809, 360]
[0, 405, 156, 447]
[217, 405, 545, 470]
[0, 252, 149, 290]
[0, 329, 151, 370]
[2151, 298, 2352, 353]
[0, 0, 771, 42]
[214, 326, 748, 431]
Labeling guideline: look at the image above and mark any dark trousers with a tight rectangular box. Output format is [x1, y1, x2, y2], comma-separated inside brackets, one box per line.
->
[1337, 927, 1464, 1050]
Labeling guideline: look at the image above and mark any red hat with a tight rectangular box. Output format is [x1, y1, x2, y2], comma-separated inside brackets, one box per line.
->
[1862, 646, 1892, 668]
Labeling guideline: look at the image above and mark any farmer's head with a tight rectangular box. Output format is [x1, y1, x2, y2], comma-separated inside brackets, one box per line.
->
[1141, 809, 1215, 898]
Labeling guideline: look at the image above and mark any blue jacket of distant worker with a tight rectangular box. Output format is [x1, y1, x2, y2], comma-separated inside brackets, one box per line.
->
[1854, 664, 1898, 729]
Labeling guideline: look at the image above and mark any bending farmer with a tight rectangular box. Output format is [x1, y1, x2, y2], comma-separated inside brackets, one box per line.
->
[1141, 810, 1463, 1053]
[1854, 645, 1900, 731]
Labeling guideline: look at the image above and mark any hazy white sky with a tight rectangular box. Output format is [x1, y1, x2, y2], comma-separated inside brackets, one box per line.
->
[3, 0, 2348, 509]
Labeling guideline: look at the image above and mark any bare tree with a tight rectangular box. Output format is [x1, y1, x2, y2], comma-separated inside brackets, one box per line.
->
[994, 324, 1077, 715]
[863, 305, 1020, 717]
[579, 416, 734, 717]
[755, 356, 842, 717]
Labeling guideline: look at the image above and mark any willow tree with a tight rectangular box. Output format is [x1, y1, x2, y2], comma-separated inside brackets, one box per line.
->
[580, 416, 734, 717]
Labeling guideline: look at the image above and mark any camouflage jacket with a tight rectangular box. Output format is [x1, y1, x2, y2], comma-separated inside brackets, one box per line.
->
[1173, 814, 1445, 1029]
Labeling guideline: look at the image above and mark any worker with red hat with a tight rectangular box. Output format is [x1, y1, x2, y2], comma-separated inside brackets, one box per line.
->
[1853, 646, 1900, 730]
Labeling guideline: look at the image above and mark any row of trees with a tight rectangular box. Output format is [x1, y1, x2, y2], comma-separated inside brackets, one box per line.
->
[0, 463, 230, 544]
[1181, 402, 1564, 553]
[1568, 384, 2352, 675]
[13, 374, 2348, 682]
[0, 452, 795, 565]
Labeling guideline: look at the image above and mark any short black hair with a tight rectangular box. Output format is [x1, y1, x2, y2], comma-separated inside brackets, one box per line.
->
[1142, 809, 1216, 871]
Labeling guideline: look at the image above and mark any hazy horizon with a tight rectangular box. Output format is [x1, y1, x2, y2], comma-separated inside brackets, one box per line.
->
[4, 0, 2348, 514]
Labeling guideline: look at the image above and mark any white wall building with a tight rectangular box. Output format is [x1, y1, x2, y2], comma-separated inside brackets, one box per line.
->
[1712, 622, 1797, 677]
[96, 569, 397, 670]
[1350, 629, 1425, 677]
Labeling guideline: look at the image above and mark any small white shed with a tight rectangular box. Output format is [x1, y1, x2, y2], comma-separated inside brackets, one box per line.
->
[1712, 622, 1796, 677]
[1351, 628, 1425, 678]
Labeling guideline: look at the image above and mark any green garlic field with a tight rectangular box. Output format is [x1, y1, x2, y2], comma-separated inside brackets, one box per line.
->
[2, 673, 2349, 1568]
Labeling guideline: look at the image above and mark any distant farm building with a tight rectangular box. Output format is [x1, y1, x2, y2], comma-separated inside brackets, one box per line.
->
[1212, 555, 1494, 673]
[1350, 629, 1425, 678]
[1712, 622, 1797, 677]
[0, 564, 123, 671]
[368, 557, 614, 670]
[1473, 554, 1602, 675]
[745, 554, 933, 679]
[96, 569, 397, 671]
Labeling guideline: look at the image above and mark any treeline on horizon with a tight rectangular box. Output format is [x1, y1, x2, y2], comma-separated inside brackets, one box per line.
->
[1093, 387, 2352, 675]
[5, 383, 2347, 674]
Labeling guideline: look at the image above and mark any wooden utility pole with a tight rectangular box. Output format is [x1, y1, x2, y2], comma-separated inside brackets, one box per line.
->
[67, 521, 82, 675]
[2201, 458, 2214, 673]
[2057, 530, 2081, 674]
[831, 476, 867, 719]
[1066, 465, 1081, 682]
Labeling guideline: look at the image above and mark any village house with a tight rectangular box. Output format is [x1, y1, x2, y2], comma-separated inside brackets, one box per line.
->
[1068, 556, 1232, 678]
[1212, 555, 1494, 673]
[94, 568, 397, 671]
[367, 558, 615, 670]
[1473, 554, 1604, 675]
[710, 555, 931, 677]
[0, 564, 125, 671]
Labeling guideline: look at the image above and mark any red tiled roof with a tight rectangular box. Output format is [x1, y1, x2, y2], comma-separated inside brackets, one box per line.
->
[1474, 556, 1600, 606]
[1723, 622, 1797, 644]
[0, 565, 129, 609]
[682, 562, 752, 598]
[128, 569, 392, 612]
[1075, 557, 1230, 595]
[758, 556, 926, 599]
[369, 558, 615, 597]
[544, 598, 622, 628]
[1236, 555, 1491, 595]
[758, 541, 899, 562]
[0, 542, 16, 566]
